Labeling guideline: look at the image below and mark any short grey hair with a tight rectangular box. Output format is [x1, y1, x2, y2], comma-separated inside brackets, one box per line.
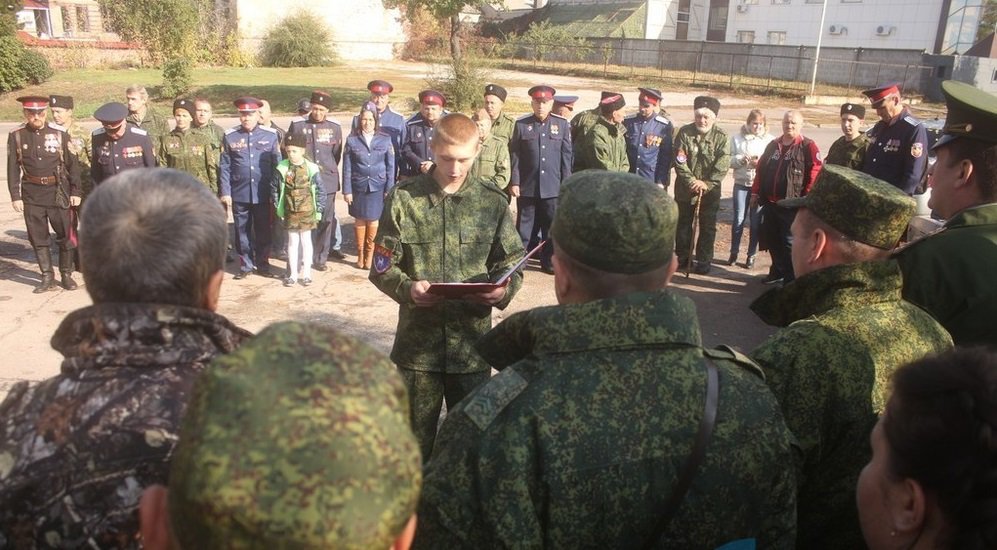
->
[80, 168, 227, 308]
[125, 84, 148, 100]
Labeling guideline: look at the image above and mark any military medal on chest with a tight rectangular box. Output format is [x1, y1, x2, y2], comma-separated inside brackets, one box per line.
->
[550, 124, 559, 136]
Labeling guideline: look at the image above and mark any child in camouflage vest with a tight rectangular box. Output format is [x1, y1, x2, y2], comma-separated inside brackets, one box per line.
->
[273, 132, 326, 287]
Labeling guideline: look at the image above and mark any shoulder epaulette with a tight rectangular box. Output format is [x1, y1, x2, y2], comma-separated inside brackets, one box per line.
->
[46, 122, 66, 132]
[325, 119, 342, 128]
[92, 127, 106, 136]
[516, 113, 533, 121]
[406, 118, 423, 126]
[623, 113, 638, 121]
[549, 113, 567, 121]
[9, 123, 25, 133]
[224, 127, 239, 135]
[655, 115, 670, 124]
[462, 368, 529, 430]
[477, 177, 509, 197]
[703, 345, 765, 380]
[903, 115, 920, 126]
[289, 116, 305, 123]
[129, 127, 148, 136]
[259, 125, 278, 134]
[386, 106, 400, 115]
[893, 226, 948, 255]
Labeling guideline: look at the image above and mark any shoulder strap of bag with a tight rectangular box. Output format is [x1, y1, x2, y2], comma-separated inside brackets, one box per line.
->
[641, 356, 720, 549]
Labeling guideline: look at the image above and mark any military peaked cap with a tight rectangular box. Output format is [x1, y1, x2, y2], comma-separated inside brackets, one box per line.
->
[933, 80, 997, 150]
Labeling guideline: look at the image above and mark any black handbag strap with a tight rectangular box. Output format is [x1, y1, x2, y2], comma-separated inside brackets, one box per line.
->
[641, 356, 720, 549]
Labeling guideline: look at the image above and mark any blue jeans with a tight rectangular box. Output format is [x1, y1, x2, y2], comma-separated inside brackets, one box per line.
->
[730, 184, 760, 259]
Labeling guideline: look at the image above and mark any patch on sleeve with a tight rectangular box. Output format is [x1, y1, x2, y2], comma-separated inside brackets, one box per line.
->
[911, 143, 923, 158]
[462, 369, 528, 431]
[675, 149, 687, 164]
[373, 244, 393, 274]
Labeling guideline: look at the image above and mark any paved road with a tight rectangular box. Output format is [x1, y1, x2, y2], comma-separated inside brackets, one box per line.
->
[0, 81, 853, 399]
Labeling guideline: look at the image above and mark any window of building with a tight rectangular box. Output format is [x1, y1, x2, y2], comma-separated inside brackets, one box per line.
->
[677, 10, 690, 23]
[841, 0, 862, 3]
[768, 31, 787, 44]
[992, 67, 997, 82]
[743, 0, 759, 4]
[772, 0, 791, 4]
[76, 6, 90, 33]
[709, 6, 727, 30]
[805, 0, 823, 3]
[61, 6, 72, 34]
[737, 30, 755, 43]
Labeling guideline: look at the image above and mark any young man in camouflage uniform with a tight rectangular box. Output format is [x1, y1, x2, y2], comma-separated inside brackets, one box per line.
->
[483, 84, 515, 145]
[158, 98, 218, 192]
[416, 171, 798, 549]
[574, 92, 629, 172]
[139, 321, 421, 550]
[370, 113, 525, 461]
[48, 95, 92, 199]
[824, 103, 869, 170]
[750, 165, 952, 550]
[191, 97, 226, 151]
[673, 95, 730, 274]
[0, 169, 251, 548]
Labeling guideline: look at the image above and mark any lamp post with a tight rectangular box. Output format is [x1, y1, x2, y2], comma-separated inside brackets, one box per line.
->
[810, 0, 829, 96]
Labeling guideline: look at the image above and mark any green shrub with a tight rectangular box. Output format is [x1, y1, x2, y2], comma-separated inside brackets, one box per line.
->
[0, 36, 26, 93]
[161, 57, 193, 98]
[258, 11, 337, 67]
[19, 48, 52, 84]
[426, 57, 489, 112]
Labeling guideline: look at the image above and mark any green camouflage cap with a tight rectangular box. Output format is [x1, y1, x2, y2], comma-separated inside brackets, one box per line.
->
[552, 170, 677, 273]
[168, 321, 421, 549]
[779, 164, 916, 249]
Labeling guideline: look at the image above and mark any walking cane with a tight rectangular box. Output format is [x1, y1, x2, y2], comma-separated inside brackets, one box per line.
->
[684, 189, 704, 278]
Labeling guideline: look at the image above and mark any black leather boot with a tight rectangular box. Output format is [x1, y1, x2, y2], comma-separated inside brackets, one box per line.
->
[34, 247, 58, 293]
[59, 249, 78, 290]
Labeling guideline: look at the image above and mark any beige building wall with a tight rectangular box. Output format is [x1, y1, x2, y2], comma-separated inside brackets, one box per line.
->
[234, 0, 406, 61]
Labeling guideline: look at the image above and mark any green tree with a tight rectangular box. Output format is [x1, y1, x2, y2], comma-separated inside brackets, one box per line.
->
[513, 21, 586, 66]
[1, 1, 24, 36]
[383, 0, 489, 61]
[97, 0, 200, 63]
[258, 11, 337, 67]
[977, 0, 997, 42]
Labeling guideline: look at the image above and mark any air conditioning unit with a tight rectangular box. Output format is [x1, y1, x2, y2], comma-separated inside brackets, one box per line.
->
[736, 4, 749, 13]
[828, 25, 846, 35]
[876, 25, 896, 36]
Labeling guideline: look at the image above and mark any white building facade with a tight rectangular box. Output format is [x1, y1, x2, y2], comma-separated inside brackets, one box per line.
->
[726, 0, 983, 54]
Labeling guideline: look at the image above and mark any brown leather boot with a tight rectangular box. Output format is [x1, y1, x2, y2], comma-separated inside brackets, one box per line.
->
[364, 222, 378, 269]
[354, 224, 367, 269]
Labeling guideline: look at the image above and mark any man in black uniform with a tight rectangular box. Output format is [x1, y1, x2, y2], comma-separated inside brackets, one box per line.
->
[91, 102, 157, 185]
[287, 90, 345, 269]
[7, 96, 82, 293]
[401, 90, 446, 178]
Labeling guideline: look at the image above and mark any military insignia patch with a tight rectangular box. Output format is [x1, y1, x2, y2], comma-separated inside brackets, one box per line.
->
[911, 143, 923, 158]
[551, 124, 559, 135]
[676, 149, 687, 164]
[373, 244, 393, 274]
[463, 368, 528, 430]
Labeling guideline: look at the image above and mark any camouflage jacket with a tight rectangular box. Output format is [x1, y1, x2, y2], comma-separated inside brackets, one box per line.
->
[468, 134, 510, 190]
[750, 260, 952, 550]
[824, 134, 869, 170]
[0, 303, 251, 549]
[575, 117, 630, 172]
[415, 290, 799, 549]
[158, 128, 219, 193]
[191, 122, 226, 152]
[369, 174, 524, 373]
[66, 121, 93, 198]
[673, 123, 730, 196]
[125, 108, 170, 151]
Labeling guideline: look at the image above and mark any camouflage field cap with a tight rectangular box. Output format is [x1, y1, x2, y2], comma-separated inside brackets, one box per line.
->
[168, 321, 422, 549]
[779, 164, 916, 249]
[552, 171, 677, 273]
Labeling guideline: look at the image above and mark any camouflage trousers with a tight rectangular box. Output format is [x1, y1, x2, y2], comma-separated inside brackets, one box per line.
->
[397, 368, 490, 462]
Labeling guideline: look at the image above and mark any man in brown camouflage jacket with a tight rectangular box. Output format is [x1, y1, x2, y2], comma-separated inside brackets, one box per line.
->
[0, 168, 251, 549]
